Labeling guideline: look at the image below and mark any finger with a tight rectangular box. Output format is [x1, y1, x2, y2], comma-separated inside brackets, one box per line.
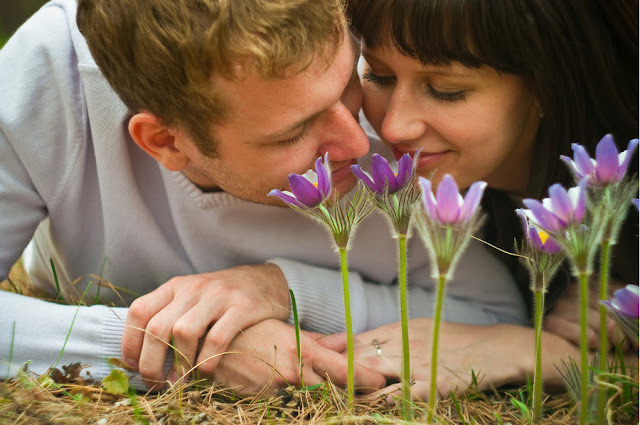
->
[298, 368, 324, 389]
[196, 305, 264, 376]
[606, 317, 626, 349]
[138, 300, 197, 389]
[311, 348, 385, 393]
[352, 331, 391, 348]
[543, 316, 581, 346]
[169, 302, 221, 384]
[122, 285, 175, 368]
[354, 353, 402, 379]
[313, 332, 348, 352]
[587, 308, 602, 335]
[359, 382, 402, 405]
[547, 299, 575, 319]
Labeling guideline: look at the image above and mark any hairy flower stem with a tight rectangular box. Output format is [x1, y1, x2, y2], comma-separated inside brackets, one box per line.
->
[398, 235, 412, 420]
[533, 288, 545, 421]
[579, 271, 589, 425]
[428, 274, 447, 424]
[339, 247, 354, 411]
[597, 238, 611, 425]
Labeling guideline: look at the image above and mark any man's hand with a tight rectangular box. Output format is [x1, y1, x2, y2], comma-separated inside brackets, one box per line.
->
[212, 319, 386, 395]
[121, 264, 291, 390]
[544, 277, 633, 351]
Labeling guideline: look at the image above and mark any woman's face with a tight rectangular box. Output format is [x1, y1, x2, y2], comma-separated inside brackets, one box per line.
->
[361, 44, 541, 194]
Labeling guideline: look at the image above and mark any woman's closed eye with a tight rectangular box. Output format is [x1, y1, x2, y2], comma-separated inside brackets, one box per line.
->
[425, 84, 466, 102]
[362, 70, 396, 87]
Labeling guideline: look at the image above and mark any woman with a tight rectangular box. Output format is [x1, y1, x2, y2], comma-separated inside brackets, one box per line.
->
[320, 0, 638, 399]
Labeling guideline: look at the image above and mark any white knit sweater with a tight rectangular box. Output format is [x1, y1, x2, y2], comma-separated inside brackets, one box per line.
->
[0, 0, 526, 389]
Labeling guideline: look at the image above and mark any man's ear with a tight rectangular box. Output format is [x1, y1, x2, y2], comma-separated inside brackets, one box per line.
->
[128, 112, 190, 171]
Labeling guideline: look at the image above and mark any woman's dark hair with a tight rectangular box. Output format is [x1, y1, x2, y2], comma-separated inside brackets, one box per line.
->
[348, 0, 638, 198]
[348, 0, 638, 284]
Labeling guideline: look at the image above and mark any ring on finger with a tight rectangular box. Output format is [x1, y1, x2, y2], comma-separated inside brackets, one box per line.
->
[372, 339, 382, 357]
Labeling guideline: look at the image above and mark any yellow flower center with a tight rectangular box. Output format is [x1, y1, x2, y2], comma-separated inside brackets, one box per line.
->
[538, 230, 549, 244]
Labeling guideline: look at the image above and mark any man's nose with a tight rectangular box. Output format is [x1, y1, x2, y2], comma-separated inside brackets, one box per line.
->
[317, 102, 369, 162]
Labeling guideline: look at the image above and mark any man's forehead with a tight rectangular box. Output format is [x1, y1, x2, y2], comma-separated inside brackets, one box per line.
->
[212, 31, 358, 140]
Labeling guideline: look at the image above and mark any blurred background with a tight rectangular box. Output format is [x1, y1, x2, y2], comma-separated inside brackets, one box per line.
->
[1, 0, 49, 47]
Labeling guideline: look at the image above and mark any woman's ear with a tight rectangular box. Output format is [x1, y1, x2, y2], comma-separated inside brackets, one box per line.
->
[128, 112, 190, 171]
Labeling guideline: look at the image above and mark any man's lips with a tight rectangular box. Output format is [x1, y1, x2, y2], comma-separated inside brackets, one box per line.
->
[330, 159, 357, 182]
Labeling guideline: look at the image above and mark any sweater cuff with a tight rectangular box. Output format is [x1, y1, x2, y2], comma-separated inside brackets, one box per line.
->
[99, 307, 172, 392]
[266, 258, 368, 334]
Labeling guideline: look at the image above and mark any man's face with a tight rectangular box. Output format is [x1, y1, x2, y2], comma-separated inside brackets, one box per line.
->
[178, 31, 370, 206]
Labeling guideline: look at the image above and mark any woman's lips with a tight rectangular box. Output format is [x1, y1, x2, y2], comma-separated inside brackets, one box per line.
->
[392, 147, 449, 168]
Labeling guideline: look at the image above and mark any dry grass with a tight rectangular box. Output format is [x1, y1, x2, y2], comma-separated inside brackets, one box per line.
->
[0, 375, 595, 425]
[1, 261, 638, 424]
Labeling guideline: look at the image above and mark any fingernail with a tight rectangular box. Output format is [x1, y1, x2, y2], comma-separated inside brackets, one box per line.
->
[124, 358, 138, 370]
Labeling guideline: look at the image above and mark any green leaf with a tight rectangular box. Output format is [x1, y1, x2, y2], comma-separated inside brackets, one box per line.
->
[102, 369, 130, 394]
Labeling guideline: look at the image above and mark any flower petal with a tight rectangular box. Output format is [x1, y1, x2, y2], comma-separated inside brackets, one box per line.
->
[418, 177, 438, 220]
[458, 181, 486, 222]
[515, 209, 530, 236]
[288, 173, 323, 208]
[633, 198, 639, 210]
[350, 164, 378, 193]
[267, 189, 306, 209]
[316, 153, 331, 197]
[616, 138, 639, 182]
[371, 154, 397, 193]
[568, 178, 587, 223]
[528, 226, 545, 250]
[570, 143, 596, 179]
[613, 285, 639, 318]
[548, 184, 573, 225]
[436, 174, 462, 224]
[560, 155, 579, 178]
[594, 134, 620, 184]
[395, 153, 414, 190]
[522, 198, 561, 232]
[542, 235, 563, 254]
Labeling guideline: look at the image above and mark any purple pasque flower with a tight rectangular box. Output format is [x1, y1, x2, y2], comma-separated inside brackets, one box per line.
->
[561, 134, 639, 186]
[602, 284, 639, 319]
[350, 152, 414, 195]
[268, 153, 331, 209]
[418, 174, 487, 226]
[516, 209, 563, 254]
[633, 198, 639, 210]
[522, 179, 588, 233]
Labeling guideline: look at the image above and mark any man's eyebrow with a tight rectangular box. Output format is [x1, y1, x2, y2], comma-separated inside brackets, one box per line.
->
[262, 34, 358, 142]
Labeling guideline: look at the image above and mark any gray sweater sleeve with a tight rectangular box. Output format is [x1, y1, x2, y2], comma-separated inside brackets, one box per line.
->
[269, 236, 528, 334]
[0, 290, 167, 391]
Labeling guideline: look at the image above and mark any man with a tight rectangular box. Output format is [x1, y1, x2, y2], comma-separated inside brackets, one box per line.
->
[0, 0, 525, 394]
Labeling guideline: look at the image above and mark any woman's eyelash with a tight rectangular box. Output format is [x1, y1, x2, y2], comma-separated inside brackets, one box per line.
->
[362, 71, 395, 86]
[364, 70, 466, 102]
[425, 84, 466, 102]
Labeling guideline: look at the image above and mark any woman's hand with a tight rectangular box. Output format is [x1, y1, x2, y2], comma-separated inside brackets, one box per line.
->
[543, 277, 634, 351]
[318, 319, 540, 401]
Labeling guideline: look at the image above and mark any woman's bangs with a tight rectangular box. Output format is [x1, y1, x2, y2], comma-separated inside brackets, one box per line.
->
[349, 0, 526, 71]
